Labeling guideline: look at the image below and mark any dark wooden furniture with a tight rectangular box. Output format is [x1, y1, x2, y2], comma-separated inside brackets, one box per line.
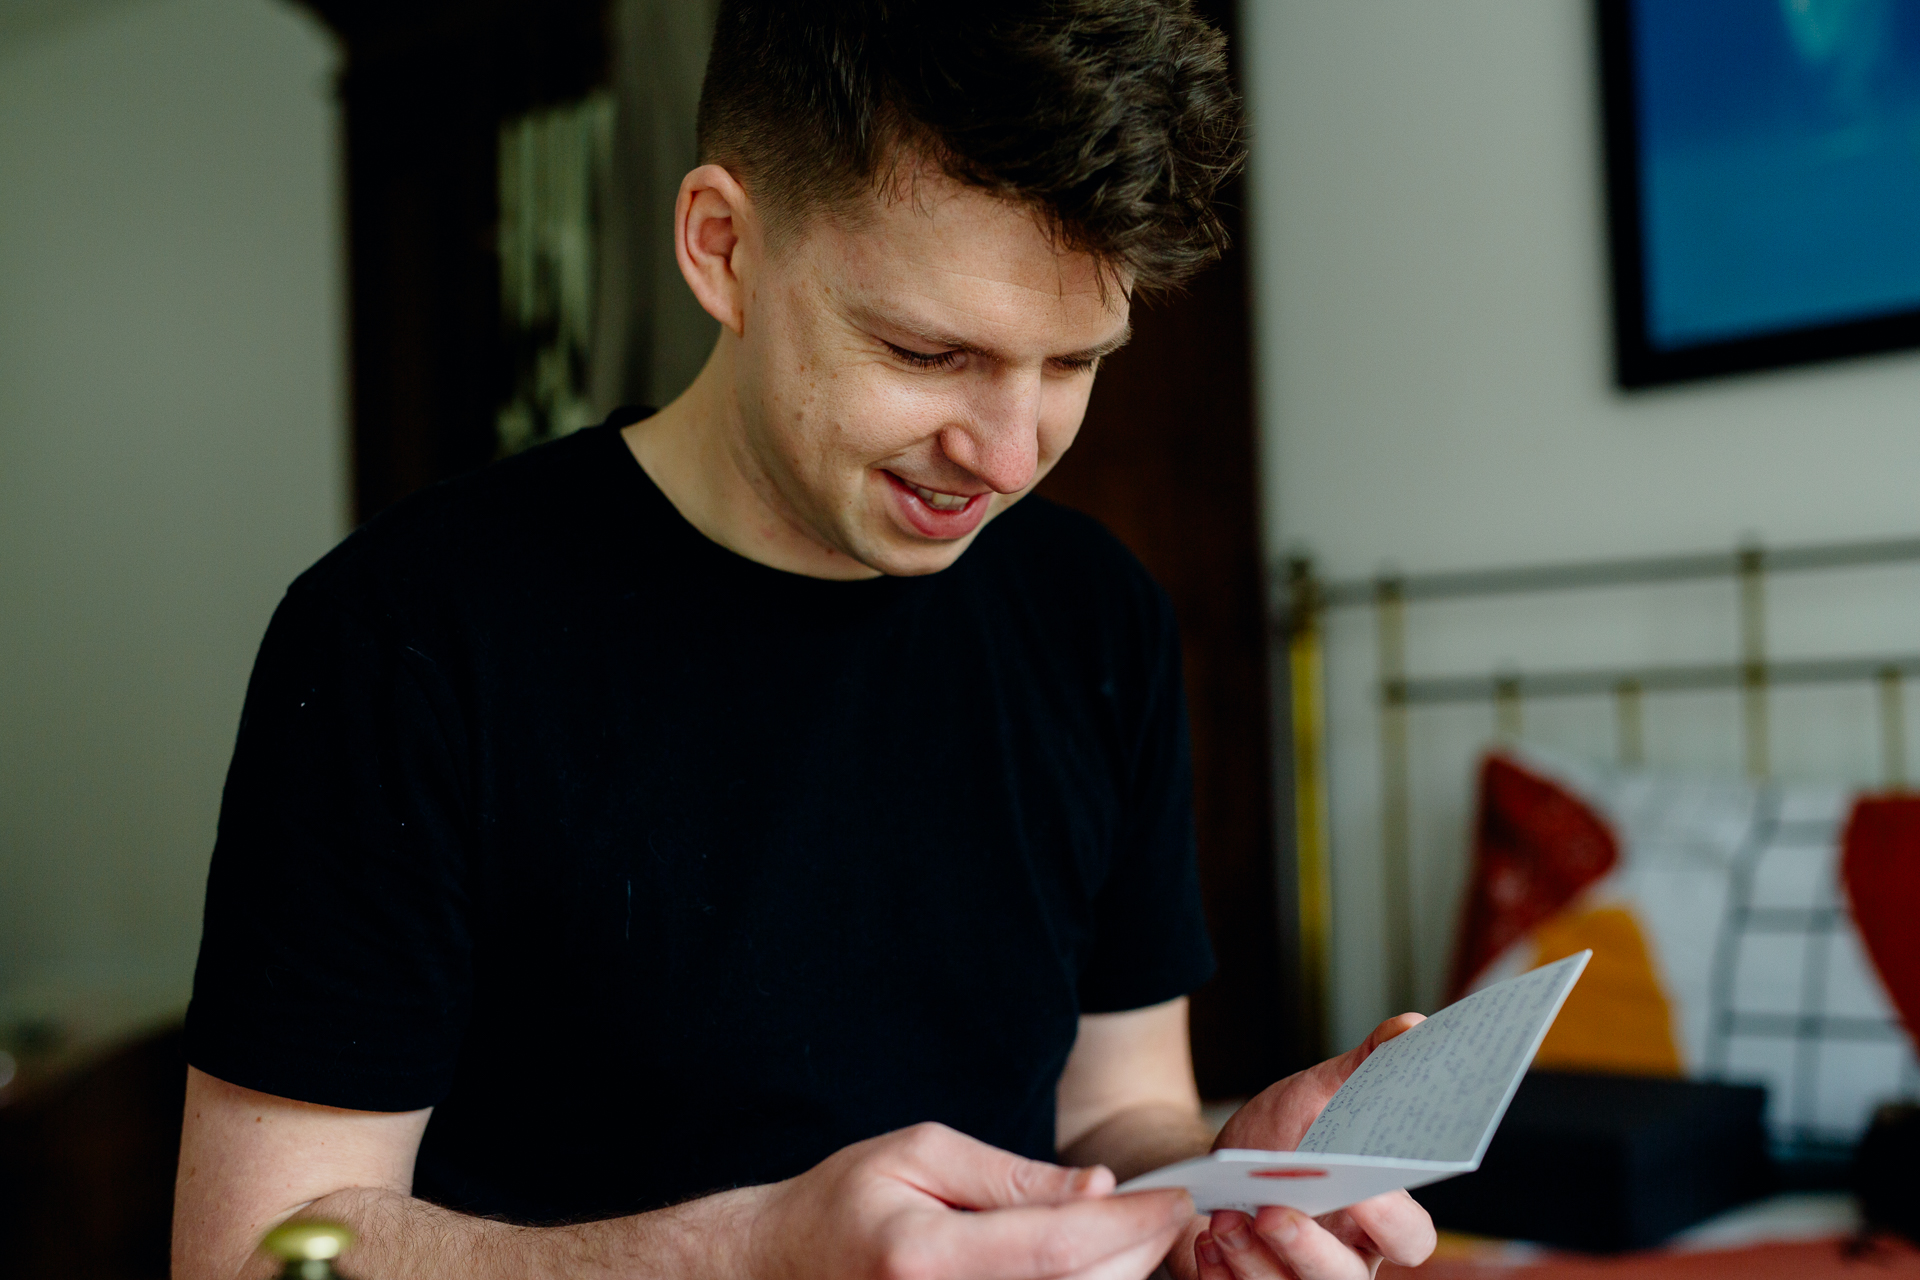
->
[297, 0, 611, 521]
[0, 1026, 186, 1279]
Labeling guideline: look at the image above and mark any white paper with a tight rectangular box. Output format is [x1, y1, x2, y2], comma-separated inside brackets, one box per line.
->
[1117, 951, 1589, 1214]
[1113, 1149, 1468, 1217]
[1299, 950, 1590, 1165]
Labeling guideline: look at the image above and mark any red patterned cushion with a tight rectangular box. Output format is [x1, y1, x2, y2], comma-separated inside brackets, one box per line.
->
[1841, 795, 1920, 1045]
[1449, 753, 1621, 999]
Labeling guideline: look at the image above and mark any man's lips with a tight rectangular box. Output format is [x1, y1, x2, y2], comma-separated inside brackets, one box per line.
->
[896, 474, 981, 512]
[881, 471, 991, 540]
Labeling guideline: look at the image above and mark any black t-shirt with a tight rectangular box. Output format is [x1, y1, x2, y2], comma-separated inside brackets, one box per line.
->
[185, 416, 1213, 1225]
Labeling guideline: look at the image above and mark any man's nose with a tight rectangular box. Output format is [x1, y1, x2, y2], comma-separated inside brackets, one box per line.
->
[937, 372, 1042, 495]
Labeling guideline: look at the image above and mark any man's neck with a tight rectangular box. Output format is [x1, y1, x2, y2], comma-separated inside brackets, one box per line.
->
[620, 343, 881, 581]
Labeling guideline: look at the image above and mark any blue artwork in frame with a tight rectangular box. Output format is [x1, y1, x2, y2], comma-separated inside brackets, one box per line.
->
[1599, 0, 1920, 386]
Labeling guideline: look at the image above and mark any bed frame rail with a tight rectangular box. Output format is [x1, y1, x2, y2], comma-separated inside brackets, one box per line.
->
[1275, 534, 1920, 1031]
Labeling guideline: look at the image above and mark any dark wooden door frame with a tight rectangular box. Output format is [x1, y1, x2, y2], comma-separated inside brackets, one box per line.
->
[299, 0, 611, 523]
[1036, 0, 1289, 1099]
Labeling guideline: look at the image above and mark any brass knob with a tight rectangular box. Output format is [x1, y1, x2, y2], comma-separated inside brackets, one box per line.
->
[262, 1221, 354, 1262]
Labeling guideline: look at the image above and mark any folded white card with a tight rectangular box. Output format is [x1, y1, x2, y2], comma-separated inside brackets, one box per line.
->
[1117, 950, 1591, 1215]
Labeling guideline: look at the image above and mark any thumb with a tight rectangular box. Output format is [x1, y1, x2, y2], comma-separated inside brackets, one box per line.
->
[1325, 1012, 1425, 1087]
[889, 1123, 1116, 1210]
[1215, 1013, 1430, 1153]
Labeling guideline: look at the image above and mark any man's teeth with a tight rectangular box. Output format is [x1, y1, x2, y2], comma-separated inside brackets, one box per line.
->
[911, 483, 971, 512]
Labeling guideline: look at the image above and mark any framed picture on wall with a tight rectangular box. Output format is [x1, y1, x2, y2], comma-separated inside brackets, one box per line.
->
[1599, 0, 1920, 388]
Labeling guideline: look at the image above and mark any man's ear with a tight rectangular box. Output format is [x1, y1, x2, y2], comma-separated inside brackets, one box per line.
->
[673, 163, 756, 335]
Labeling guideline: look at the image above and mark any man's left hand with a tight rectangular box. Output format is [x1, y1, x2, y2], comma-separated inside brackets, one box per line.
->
[1168, 1014, 1440, 1280]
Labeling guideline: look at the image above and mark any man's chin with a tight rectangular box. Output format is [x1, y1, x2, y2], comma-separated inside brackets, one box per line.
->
[843, 518, 993, 577]
[857, 537, 979, 578]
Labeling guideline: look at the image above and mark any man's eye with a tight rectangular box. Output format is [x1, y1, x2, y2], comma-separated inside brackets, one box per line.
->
[885, 342, 961, 370]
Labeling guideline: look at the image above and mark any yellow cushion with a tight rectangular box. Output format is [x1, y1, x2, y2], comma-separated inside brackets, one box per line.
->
[1530, 905, 1682, 1077]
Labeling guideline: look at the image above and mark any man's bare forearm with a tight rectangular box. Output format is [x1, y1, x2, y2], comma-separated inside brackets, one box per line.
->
[268, 1183, 766, 1280]
[1057, 1101, 1212, 1183]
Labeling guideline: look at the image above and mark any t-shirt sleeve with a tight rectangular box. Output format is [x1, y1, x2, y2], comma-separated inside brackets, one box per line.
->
[1075, 592, 1216, 1014]
[184, 583, 475, 1112]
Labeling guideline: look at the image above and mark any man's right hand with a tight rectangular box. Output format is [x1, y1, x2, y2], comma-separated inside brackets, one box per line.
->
[173, 1068, 1192, 1280]
[747, 1122, 1195, 1280]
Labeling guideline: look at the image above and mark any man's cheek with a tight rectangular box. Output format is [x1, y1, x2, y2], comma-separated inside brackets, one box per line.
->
[846, 384, 973, 460]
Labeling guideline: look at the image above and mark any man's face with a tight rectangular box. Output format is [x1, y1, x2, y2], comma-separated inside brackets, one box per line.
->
[730, 170, 1131, 577]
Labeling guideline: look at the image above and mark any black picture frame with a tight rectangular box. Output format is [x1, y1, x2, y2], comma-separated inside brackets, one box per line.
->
[1597, 0, 1920, 389]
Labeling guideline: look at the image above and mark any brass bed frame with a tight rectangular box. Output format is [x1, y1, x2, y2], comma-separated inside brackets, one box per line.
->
[1279, 534, 1920, 1054]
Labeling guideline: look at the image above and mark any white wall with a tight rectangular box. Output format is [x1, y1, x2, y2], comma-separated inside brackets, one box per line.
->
[0, 0, 344, 1042]
[1245, 3, 1920, 1046]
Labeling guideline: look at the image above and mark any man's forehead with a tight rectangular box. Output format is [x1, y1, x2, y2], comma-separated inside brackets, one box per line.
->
[805, 177, 1130, 353]
[803, 165, 1114, 281]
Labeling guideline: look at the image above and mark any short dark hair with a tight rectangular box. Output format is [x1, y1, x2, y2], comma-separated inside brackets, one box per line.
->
[696, 0, 1243, 295]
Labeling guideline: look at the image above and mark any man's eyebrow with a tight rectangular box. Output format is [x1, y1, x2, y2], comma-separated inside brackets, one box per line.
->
[1062, 324, 1133, 362]
[880, 316, 995, 356]
[857, 307, 1132, 363]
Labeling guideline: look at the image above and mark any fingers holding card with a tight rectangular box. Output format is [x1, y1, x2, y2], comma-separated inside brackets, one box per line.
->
[1119, 952, 1591, 1215]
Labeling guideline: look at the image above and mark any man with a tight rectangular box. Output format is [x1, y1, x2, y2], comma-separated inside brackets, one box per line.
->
[174, 3, 1437, 1278]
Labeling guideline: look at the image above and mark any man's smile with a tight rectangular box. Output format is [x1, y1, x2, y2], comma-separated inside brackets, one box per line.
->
[893, 472, 980, 510]
[881, 470, 992, 539]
